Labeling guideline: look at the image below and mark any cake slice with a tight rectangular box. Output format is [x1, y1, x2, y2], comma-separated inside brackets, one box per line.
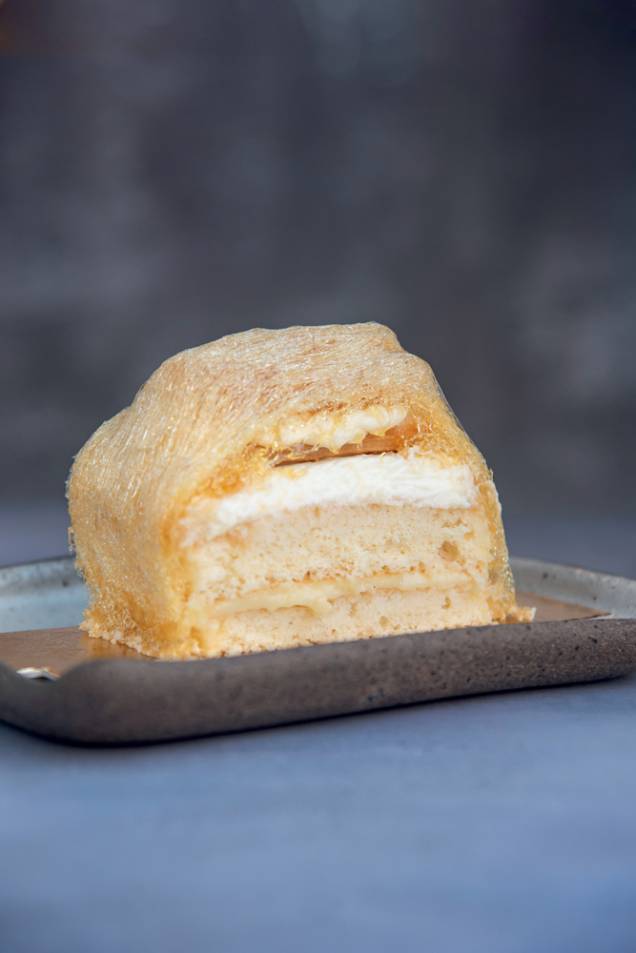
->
[68, 323, 530, 659]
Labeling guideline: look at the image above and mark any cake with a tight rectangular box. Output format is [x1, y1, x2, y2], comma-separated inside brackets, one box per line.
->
[67, 323, 531, 659]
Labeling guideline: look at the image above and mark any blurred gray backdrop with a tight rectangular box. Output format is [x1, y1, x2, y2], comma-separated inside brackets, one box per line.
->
[1, 0, 635, 569]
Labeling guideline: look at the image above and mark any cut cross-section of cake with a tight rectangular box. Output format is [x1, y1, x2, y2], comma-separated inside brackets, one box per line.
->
[68, 323, 532, 659]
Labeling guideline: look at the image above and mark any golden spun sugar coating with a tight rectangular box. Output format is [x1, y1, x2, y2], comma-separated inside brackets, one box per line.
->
[67, 323, 517, 652]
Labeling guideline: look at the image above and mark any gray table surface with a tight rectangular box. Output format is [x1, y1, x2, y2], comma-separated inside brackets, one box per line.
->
[2, 509, 636, 953]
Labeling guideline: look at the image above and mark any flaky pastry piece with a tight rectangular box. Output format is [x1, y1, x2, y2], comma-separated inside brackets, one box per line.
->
[68, 323, 531, 659]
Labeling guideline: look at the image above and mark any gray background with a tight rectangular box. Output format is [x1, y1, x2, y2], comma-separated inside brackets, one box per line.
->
[1, 0, 635, 570]
[2, 6, 636, 953]
[3, 675, 636, 953]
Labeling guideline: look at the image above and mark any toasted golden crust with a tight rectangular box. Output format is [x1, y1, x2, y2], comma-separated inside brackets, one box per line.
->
[68, 323, 521, 654]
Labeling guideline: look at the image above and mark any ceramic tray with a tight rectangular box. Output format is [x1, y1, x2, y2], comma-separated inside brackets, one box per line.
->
[1, 556, 635, 744]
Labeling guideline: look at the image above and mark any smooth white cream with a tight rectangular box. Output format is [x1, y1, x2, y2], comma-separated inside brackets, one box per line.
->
[181, 450, 477, 544]
[264, 404, 408, 451]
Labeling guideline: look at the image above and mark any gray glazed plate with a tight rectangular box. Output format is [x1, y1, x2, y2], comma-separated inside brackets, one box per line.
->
[1, 556, 636, 745]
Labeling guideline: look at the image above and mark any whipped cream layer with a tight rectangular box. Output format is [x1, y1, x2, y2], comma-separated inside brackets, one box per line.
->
[182, 450, 477, 543]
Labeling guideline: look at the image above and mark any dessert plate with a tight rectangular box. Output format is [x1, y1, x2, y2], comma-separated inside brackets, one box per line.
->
[0, 556, 635, 745]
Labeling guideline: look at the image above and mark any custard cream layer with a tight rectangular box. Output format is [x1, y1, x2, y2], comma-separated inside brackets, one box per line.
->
[202, 571, 477, 618]
[263, 404, 408, 451]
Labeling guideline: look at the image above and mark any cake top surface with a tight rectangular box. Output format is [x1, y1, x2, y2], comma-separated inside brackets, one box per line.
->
[70, 322, 480, 514]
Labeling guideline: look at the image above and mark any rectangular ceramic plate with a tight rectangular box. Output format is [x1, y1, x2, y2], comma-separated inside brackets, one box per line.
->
[1, 556, 635, 744]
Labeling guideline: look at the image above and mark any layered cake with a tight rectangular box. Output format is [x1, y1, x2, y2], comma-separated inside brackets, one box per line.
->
[68, 323, 530, 658]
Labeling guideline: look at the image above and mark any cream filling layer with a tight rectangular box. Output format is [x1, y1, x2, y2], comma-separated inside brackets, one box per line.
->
[182, 450, 477, 543]
[196, 571, 474, 618]
[262, 404, 408, 451]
